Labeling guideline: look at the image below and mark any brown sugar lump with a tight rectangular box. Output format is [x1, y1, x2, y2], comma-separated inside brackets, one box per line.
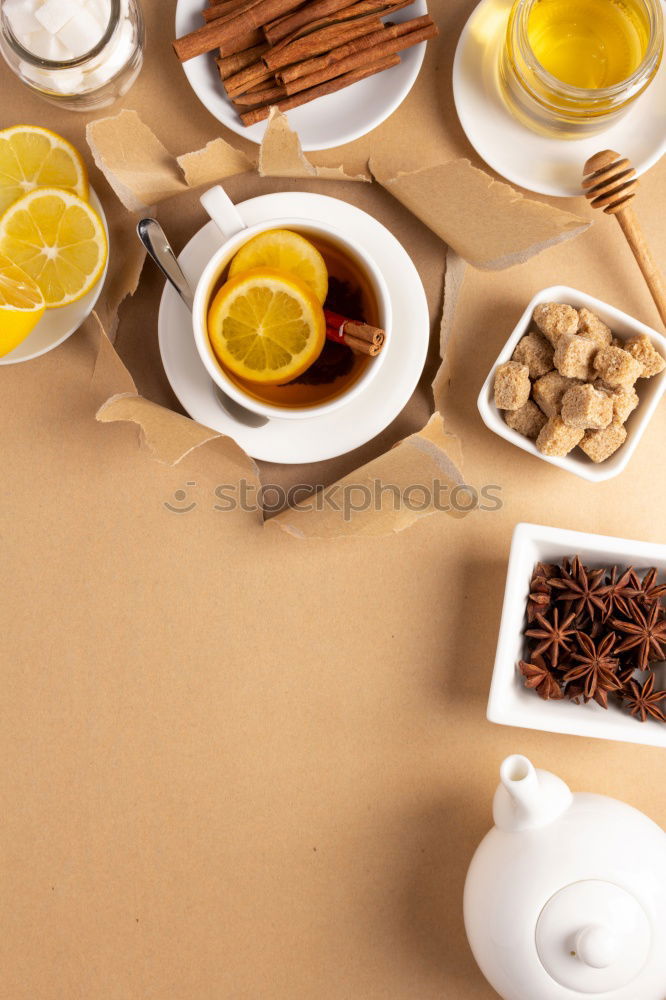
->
[593, 345, 642, 388]
[532, 370, 581, 417]
[561, 383, 613, 429]
[553, 334, 598, 380]
[533, 302, 579, 346]
[577, 307, 612, 347]
[624, 334, 666, 378]
[504, 400, 548, 439]
[494, 361, 531, 410]
[535, 415, 585, 456]
[609, 385, 639, 423]
[580, 421, 628, 463]
[512, 331, 554, 379]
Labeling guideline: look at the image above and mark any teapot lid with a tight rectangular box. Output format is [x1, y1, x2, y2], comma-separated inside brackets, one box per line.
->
[536, 880, 651, 994]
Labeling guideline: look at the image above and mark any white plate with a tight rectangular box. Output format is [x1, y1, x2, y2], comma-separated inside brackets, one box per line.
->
[477, 286, 666, 482]
[488, 522, 666, 748]
[175, 0, 428, 151]
[0, 188, 109, 365]
[452, 0, 666, 197]
[158, 192, 430, 464]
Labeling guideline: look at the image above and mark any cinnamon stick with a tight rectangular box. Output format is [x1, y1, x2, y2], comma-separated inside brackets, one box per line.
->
[239, 53, 400, 125]
[263, 12, 385, 70]
[279, 16, 437, 89]
[203, 0, 252, 21]
[174, 0, 304, 60]
[233, 81, 287, 104]
[216, 41, 268, 78]
[224, 59, 274, 96]
[264, 0, 353, 44]
[266, 0, 414, 45]
[343, 335, 382, 356]
[325, 310, 385, 351]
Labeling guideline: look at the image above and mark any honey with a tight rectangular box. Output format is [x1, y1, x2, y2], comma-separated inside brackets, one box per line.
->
[500, 0, 663, 136]
[527, 0, 650, 89]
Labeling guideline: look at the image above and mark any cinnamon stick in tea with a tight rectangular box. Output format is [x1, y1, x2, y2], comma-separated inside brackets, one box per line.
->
[174, 0, 304, 60]
[324, 310, 385, 355]
[216, 41, 268, 78]
[263, 13, 385, 70]
[278, 16, 437, 88]
[343, 335, 382, 356]
[239, 53, 400, 125]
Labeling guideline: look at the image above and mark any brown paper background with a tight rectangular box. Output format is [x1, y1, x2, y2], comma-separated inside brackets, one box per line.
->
[1, 1, 665, 998]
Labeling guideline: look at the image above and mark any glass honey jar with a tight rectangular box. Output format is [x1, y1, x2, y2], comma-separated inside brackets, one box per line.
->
[499, 0, 664, 137]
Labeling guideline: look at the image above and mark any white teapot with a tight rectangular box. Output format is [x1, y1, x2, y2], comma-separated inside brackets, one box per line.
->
[464, 755, 666, 999]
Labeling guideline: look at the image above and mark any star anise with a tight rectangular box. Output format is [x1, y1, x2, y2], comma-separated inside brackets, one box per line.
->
[525, 608, 577, 668]
[611, 602, 666, 671]
[518, 654, 563, 700]
[526, 563, 558, 622]
[563, 631, 621, 706]
[550, 556, 607, 621]
[629, 568, 666, 609]
[597, 566, 638, 620]
[623, 672, 666, 723]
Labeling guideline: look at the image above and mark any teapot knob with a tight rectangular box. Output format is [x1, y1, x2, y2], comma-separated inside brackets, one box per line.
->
[576, 925, 617, 969]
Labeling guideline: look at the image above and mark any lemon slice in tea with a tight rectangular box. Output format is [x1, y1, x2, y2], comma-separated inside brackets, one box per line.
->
[228, 229, 328, 304]
[207, 268, 326, 385]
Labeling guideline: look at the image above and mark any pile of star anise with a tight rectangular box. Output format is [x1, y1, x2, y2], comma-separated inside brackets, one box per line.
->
[519, 556, 666, 722]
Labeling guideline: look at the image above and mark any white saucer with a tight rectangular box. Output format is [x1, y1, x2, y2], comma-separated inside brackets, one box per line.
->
[157, 192, 430, 464]
[0, 188, 109, 365]
[175, 0, 427, 151]
[452, 0, 666, 197]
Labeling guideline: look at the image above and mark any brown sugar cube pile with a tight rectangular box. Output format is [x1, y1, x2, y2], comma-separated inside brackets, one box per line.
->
[494, 361, 531, 410]
[561, 383, 613, 430]
[553, 334, 597, 380]
[504, 400, 547, 439]
[512, 332, 554, 379]
[624, 335, 666, 377]
[533, 302, 578, 346]
[579, 422, 628, 463]
[593, 345, 642, 388]
[492, 301, 666, 463]
[532, 371, 580, 417]
[536, 416, 584, 457]
[577, 307, 612, 347]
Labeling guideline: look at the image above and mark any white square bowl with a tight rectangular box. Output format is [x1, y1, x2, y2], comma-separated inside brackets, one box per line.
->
[488, 522, 666, 748]
[477, 286, 666, 482]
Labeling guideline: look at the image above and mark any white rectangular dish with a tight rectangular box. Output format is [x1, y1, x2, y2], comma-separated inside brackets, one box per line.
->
[488, 522, 666, 748]
[477, 286, 666, 482]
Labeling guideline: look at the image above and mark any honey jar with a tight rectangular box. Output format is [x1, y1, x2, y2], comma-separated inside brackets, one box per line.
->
[500, 0, 664, 137]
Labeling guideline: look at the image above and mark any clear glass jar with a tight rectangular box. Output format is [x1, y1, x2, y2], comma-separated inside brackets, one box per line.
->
[0, 0, 145, 111]
[499, 0, 664, 137]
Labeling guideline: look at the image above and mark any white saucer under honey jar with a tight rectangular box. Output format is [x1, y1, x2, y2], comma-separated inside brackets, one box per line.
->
[453, 0, 666, 195]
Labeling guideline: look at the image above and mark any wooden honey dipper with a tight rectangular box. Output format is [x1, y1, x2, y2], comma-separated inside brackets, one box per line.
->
[582, 150, 666, 326]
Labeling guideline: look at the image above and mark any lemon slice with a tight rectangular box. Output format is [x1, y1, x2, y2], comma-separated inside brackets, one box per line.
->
[228, 229, 328, 304]
[0, 252, 46, 357]
[0, 188, 107, 308]
[0, 125, 88, 217]
[207, 268, 326, 385]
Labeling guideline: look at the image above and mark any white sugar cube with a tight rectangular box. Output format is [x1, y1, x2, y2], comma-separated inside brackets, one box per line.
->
[24, 30, 71, 59]
[34, 0, 76, 34]
[48, 67, 84, 92]
[101, 18, 133, 76]
[58, 8, 105, 56]
[4, 1, 42, 41]
[85, 0, 111, 29]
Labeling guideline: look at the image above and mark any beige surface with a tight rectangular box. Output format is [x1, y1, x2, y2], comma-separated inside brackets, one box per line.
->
[1, 1, 665, 998]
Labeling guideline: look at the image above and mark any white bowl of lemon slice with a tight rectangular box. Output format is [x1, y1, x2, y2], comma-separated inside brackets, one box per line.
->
[0, 125, 109, 365]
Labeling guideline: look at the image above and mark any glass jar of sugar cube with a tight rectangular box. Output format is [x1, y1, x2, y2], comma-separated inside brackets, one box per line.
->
[0, 0, 144, 110]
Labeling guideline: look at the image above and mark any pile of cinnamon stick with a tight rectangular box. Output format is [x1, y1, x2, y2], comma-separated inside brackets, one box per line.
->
[173, 0, 438, 127]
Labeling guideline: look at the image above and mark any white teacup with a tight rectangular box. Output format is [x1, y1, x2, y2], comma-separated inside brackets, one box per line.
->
[192, 186, 392, 421]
